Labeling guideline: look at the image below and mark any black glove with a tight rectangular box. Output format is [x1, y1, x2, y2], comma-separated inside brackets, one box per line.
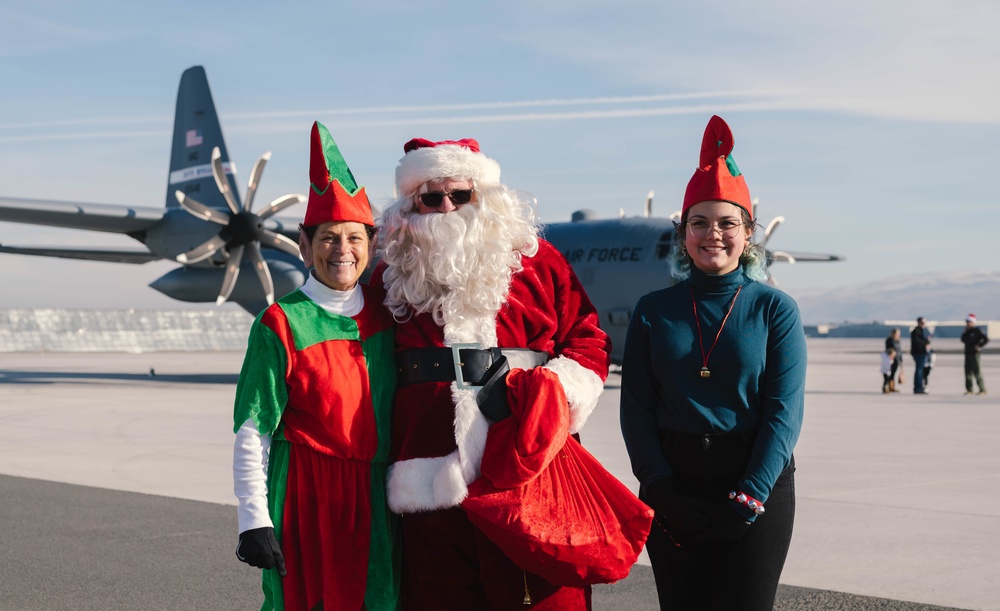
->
[476, 354, 511, 422]
[696, 502, 753, 542]
[236, 527, 287, 576]
[644, 478, 711, 535]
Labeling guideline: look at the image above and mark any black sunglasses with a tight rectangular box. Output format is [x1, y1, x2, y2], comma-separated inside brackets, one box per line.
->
[418, 189, 475, 208]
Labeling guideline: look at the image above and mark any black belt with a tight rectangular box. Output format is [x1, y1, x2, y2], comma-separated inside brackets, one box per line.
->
[396, 345, 548, 389]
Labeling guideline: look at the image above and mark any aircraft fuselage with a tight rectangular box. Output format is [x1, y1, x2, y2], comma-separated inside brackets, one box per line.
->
[542, 216, 678, 364]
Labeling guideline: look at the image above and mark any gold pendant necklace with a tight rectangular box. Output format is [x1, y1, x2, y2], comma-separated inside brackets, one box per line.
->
[690, 284, 743, 379]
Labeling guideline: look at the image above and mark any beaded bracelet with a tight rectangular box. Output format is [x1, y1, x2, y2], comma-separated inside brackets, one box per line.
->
[728, 491, 766, 515]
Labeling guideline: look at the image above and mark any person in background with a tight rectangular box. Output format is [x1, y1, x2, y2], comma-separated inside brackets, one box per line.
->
[961, 313, 989, 395]
[924, 347, 936, 386]
[373, 137, 611, 610]
[620, 115, 806, 610]
[910, 317, 932, 394]
[884, 328, 903, 392]
[232, 122, 398, 610]
[881, 347, 897, 394]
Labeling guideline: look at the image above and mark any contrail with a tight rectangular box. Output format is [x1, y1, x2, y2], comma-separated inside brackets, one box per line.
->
[0, 95, 818, 143]
[228, 89, 800, 120]
[0, 89, 800, 133]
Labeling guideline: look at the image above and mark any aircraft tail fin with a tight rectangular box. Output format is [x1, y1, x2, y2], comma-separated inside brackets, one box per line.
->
[165, 66, 240, 210]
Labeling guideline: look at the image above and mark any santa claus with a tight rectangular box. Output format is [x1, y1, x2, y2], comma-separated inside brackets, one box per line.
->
[372, 137, 612, 610]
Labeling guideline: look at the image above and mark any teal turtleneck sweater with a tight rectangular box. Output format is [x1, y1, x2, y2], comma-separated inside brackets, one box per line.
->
[619, 265, 806, 505]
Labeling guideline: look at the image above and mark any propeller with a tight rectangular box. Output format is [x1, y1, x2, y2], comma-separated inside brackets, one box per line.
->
[175, 147, 305, 305]
[755, 198, 786, 286]
[761, 215, 785, 250]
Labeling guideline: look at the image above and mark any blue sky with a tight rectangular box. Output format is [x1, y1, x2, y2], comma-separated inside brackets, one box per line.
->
[2, 0, 999, 309]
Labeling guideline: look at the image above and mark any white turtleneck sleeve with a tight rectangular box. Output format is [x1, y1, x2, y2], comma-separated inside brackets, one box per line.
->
[233, 420, 273, 532]
[233, 274, 365, 533]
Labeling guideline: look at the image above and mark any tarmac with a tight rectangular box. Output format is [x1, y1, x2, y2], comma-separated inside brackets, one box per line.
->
[0, 338, 996, 610]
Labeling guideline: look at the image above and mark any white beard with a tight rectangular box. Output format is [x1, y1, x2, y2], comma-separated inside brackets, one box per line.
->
[379, 185, 539, 335]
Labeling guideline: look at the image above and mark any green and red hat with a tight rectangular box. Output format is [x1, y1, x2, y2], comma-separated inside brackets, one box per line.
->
[682, 115, 753, 219]
[305, 121, 374, 227]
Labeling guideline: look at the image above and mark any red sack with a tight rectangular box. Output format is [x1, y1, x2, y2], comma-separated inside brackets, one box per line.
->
[462, 368, 654, 586]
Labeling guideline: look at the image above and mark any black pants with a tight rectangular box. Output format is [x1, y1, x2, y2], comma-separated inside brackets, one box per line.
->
[643, 431, 795, 611]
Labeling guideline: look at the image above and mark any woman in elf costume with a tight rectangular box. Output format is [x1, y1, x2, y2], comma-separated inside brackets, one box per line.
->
[620, 116, 806, 610]
[232, 121, 398, 610]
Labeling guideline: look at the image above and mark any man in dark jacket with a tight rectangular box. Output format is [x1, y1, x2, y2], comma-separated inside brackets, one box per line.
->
[961, 313, 989, 395]
[910, 317, 932, 394]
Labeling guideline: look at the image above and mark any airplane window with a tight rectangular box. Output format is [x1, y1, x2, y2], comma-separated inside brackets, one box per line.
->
[655, 231, 673, 260]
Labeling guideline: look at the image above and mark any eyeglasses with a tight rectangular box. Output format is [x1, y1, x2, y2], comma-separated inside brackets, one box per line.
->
[417, 189, 475, 208]
[684, 219, 744, 239]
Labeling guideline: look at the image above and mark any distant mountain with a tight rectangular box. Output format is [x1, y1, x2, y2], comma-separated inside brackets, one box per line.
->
[790, 269, 1000, 325]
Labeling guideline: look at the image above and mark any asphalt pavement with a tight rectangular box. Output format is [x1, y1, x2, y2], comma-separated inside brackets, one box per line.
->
[1, 339, 996, 610]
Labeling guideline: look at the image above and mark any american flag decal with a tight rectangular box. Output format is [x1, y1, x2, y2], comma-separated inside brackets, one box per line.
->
[185, 129, 203, 147]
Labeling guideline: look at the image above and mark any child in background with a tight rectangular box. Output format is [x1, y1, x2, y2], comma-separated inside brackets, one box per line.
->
[924, 349, 936, 386]
[882, 347, 897, 394]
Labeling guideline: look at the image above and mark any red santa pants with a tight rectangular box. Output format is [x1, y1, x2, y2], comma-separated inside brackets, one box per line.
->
[400, 507, 591, 610]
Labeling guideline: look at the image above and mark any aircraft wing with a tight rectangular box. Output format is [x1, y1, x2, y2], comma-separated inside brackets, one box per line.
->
[0, 244, 163, 264]
[0, 197, 165, 234]
[771, 250, 844, 263]
[262, 215, 303, 243]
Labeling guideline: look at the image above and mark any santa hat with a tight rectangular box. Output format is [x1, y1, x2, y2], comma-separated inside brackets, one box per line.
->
[395, 137, 502, 197]
[682, 115, 753, 219]
[967, 314, 977, 323]
[304, 121, 374, 227]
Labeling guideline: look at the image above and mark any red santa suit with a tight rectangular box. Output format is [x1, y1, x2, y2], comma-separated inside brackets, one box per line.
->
[372, 238, 611, 610]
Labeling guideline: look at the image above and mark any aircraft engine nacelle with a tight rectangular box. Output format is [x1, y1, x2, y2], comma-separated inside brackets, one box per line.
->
[149, 256, 305, 312]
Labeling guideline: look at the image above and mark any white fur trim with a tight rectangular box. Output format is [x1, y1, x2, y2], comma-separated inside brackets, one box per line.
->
[386, 452, 468, 513]
[385, 385, 492, 513]
[386, 313, 495, 513]
[445, 314, 495, 500]
[545, 355, 605, 434]
[452, 385, 490, 484]
[386, 309, 608, 510]
[395, 144, 502, 197]
[386, 301, 605, 511]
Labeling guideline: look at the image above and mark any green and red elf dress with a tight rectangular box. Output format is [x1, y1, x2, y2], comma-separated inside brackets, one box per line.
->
[233, 277, 397, 611]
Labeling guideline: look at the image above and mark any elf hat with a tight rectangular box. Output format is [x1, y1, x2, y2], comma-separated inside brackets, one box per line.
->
[967, 314, 977, 323]
[682, 115, 753, 219]
[395, 137, 502, 197]
[304, 121, 374, 227]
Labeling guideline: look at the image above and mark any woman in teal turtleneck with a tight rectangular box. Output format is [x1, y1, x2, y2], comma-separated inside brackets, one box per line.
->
[620, 116, 806, 611]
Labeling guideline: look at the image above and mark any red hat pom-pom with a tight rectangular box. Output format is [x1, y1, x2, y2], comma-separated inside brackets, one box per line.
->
[309, 122, 331, 193]
[699, 115, 734, 169]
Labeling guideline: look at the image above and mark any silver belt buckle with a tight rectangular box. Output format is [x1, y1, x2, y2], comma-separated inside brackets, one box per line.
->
[449, 343, 483, 390]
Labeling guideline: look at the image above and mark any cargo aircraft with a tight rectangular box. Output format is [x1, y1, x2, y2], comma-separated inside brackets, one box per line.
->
[543, 196, 840, 362]
[0, 66, 307, 315]
[0, 66, 839, 362]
